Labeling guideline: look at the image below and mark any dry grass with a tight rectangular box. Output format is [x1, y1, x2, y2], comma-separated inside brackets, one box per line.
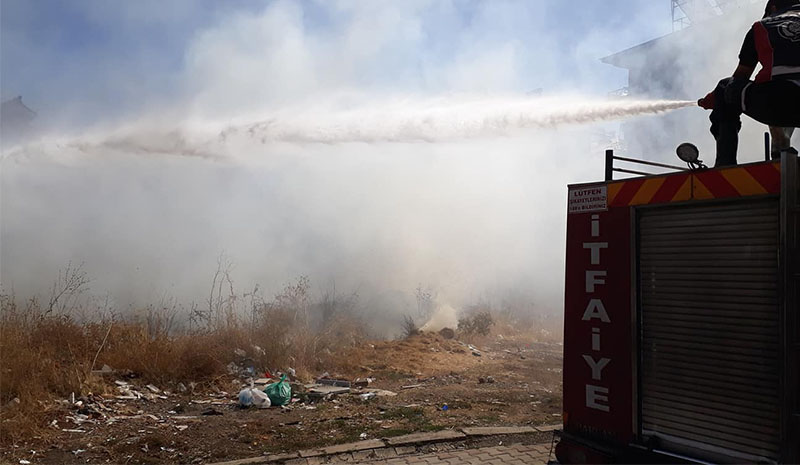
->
[0, 267, 559, 446]
[0, 281, 370, 445]
[329, 331, 479, 381]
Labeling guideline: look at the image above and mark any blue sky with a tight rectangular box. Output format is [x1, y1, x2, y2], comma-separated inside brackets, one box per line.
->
[1, 1, 672, 127]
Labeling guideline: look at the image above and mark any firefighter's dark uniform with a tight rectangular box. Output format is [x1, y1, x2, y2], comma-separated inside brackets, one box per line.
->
[703, 3, 800, 166]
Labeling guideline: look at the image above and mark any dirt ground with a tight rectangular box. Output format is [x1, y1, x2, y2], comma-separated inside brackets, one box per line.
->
[2, 333, 563, 464]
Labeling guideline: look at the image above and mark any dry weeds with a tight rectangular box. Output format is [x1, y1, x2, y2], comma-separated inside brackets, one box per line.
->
[0, 270, 560, 450]
[0, 279, 371, 445]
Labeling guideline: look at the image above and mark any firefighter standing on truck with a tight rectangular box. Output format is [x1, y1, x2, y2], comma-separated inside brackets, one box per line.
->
[698, 0, 800, 167]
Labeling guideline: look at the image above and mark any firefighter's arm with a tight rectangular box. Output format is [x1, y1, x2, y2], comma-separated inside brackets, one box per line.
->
[732, 63, 755, 80]
[697, 63, 757, 110]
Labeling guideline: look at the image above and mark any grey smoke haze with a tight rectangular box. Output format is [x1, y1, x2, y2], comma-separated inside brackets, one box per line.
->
[0, 1, 775, 329]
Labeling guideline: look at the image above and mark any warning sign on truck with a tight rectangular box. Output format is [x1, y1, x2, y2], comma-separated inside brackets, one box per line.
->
[568, 186, 607, 214]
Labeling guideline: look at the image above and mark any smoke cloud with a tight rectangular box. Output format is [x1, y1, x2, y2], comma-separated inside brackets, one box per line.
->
[2, 0, 760, 333]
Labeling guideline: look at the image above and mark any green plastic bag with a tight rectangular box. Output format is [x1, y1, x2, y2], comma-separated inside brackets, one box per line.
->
[263, 374, 292, 406]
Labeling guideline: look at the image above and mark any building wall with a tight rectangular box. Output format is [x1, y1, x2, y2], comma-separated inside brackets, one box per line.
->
[608, 3, 769, 163]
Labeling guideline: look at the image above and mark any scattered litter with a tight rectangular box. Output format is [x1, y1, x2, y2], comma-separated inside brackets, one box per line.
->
[264, 375, 292, 406]
[250, 389, 271, 408]
[234, 348, 247, 357]
[441, 404, 449, 411]
[114, 380, 128, 387]
[145, 384, 160, 393]
[368, 389, 397, 397]
[175, 425, 189, 431]
[62, 429, 86, 433]
[239, 388, 271, 409]
[91, 364, 114, 375]
[72, 449, 86, 455]
[66, 414, 92, 425]
[472, 351, 482, 357]
[308, 385, 350, 398]
[353, 377, 374, 388]
[316, 378, 351, 388]
[359, 432, 368, 439]
[239, 388, 254, 407]
[227, 362, 240, 375]
[401, 384, 425, 390]
[19, 461, 31, 464]
[358, 392, 376, 401]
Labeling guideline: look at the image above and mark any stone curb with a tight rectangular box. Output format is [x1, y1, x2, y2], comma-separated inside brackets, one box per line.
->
[385, 430, 466, 446]
[208, 424, 560, 465]
[461, 426, 537, 436]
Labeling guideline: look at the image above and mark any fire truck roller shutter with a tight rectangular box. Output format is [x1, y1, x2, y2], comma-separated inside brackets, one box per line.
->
[638, 198, 781, 463]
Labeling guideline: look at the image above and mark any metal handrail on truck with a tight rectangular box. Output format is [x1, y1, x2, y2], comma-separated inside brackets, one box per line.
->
[604, 149, 688, 181]
[606, 132, 775, 182]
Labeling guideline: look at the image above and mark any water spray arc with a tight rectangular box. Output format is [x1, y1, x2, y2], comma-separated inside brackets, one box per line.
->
[3, 97, 694, 159]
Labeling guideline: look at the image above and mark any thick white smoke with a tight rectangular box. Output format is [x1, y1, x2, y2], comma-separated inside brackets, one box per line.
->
[1, 1, 705, 333]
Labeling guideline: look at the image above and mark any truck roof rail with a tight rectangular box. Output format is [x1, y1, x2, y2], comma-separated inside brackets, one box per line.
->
[604, 149, 688, 181]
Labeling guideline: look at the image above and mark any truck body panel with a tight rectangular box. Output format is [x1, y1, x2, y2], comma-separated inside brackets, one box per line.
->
[560, 157, 798, 464]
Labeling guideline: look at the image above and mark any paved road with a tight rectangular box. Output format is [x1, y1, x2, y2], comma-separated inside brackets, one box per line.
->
[347, 443, 554, 464]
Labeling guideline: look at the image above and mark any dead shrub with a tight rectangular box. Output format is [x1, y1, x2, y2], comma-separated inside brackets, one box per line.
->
[401, 315, 419, 339]
[457, 311, 494, 337]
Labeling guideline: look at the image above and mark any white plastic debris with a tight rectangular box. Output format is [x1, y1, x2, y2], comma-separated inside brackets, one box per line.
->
[238, 388, 271, 408]
[251, 389, 271, 409]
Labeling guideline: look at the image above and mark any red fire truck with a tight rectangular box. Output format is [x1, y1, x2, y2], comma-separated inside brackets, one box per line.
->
[556, 150, 798, 464]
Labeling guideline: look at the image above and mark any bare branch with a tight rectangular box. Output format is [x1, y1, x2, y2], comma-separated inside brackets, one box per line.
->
[47, 262, 90, 315]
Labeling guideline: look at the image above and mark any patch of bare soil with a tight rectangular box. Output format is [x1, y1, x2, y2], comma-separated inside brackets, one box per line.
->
[2, 333, 562, 464]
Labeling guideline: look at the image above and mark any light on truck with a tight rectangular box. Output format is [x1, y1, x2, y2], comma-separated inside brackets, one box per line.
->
[676, 142, 699, 163]
[676, 142, 707, 170]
